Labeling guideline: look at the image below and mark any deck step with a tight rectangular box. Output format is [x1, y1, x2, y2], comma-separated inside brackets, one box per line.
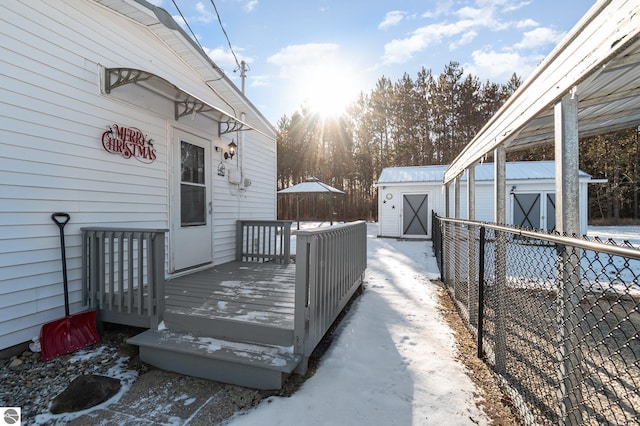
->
[163, 308, 294, 346]
[127, 329, 302, 390]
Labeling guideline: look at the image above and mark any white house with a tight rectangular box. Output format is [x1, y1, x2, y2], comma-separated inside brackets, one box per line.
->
[0, 0, 276, 351]
[377, 161, 598, 239]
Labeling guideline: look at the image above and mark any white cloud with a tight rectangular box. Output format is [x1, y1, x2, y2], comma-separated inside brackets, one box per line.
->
[516, 18, 538, 28]
[244, 0, 258, 13]
[381, 20, 475, 64]
[501, 1, 532, 13]
[267, 43, 341, 77]
[449, 30, 478, 50]
[380, 0, 538, 65]
[193, 2, 214, 23]
[513, 27, 565, 50]
[203, 46, 252, 73]
[249, 74, 269, 88]
[464, 48, 544, 82]
[378, 11, 405, 30]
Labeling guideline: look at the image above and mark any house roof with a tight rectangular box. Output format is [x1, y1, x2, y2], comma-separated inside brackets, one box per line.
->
[445, 0, 640, 183]
[95, 0, 276, 137]
[278, 178, 345, 194]
[378, 161, 592, 185]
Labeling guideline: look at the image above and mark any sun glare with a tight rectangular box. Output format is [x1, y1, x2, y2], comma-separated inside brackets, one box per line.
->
[300, 65, 359, 117]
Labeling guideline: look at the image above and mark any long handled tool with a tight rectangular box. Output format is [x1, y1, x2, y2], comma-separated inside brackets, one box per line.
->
[40, 213, 99, 361]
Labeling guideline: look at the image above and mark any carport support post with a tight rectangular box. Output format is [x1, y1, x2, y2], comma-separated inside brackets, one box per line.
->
[444, 182, 451, 285]
[454, 176, 461, 300]
[555, 89, 583, 425]
[467, 166, 478, 328]
[494, 145, 507, 374]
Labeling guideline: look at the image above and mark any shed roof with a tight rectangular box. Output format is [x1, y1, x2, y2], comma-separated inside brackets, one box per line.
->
[378, 161, 592, 185]
[445, 0, 640, 183]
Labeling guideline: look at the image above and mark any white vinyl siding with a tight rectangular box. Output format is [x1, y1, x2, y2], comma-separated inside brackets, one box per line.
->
[0, 0, 276, 349]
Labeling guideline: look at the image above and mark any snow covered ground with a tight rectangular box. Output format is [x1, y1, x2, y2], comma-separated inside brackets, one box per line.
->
[224, 222, 490, 425]
[29, 222, 639, 425]
[588, 225, 640, 247]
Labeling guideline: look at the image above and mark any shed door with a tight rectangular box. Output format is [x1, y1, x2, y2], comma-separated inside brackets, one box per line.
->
[545, 193, 556, 231]
[403, 194, 429, 236]
[513, 193, 541, 229]
[171, 129, 213, 272]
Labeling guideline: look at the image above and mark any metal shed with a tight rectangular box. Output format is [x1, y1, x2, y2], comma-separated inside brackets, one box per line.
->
[377, 161, 598, 239]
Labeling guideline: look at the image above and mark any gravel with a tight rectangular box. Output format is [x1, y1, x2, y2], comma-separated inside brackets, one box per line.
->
[0, 324, 312, 425]
[0, 325, 147, 424]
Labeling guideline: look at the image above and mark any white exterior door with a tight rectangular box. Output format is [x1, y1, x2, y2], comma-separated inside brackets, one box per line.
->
[171, 129, 213, 272]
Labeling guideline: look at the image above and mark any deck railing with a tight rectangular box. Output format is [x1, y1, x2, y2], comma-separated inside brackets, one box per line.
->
[293, 221, 367, 373]
[236, 220, 292, 263]
[82, 227, 167, 329]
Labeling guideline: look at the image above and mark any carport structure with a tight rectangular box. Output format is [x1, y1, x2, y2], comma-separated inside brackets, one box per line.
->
[444, 0, 640, 232]
[441, 0, 640, 423]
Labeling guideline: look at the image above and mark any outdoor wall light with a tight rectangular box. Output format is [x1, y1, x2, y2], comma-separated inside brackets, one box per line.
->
[225, 140, 237, 160]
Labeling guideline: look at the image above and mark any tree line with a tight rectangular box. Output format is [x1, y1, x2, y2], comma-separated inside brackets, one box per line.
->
[276, 61, 639, 224]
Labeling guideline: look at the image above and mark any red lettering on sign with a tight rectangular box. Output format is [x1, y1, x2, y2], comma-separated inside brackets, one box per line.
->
[101, 124, 156, 163]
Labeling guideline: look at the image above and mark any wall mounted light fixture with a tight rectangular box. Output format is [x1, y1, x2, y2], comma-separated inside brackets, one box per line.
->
[225, 140, 237, 160]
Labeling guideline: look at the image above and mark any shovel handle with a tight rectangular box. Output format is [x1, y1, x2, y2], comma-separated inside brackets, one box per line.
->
[51, 212, 70, 228]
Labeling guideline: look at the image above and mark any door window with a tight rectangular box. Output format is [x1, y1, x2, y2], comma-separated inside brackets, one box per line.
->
[180, 141, 206, 226]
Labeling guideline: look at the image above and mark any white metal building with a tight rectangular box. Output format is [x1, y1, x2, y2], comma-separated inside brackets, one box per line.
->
[377, 161, 597, 239]
[0, 0, 276, 350]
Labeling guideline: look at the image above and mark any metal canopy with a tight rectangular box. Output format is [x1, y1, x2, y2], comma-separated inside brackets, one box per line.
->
[444, 0, 640, 184]
[278, 177, 345, 195]
[104, 67, 252, 136]
[278, 177, 346, 228]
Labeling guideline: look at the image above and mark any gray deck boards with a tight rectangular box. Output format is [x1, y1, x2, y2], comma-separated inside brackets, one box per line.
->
[165, 261, 296, 329]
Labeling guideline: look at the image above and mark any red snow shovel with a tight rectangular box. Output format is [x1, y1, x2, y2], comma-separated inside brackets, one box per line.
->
[40, 213, 99, 361]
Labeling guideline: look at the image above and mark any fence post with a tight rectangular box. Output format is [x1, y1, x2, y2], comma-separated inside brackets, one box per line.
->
[468, 225, 478, 327]
[477, 226, 485, 358]
[236, 221, 243, 261]
[494, 229, 507, 374]
[283, 221, 291, 264]
[151, 231, 165, 328]
[294, 234, 311, 374]
[556, 243, 584, 425]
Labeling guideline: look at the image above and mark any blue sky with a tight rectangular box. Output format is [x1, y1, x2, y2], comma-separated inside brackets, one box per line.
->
[150, 0, 595, 124]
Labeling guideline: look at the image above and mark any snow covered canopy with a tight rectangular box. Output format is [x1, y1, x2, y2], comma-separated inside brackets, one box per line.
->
[445, 0, 640, 184]
[278, 177, 346, 195]
[278, 177, 346, 228]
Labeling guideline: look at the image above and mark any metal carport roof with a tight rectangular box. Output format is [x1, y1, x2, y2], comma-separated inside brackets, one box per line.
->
[444, 0, 640, 184]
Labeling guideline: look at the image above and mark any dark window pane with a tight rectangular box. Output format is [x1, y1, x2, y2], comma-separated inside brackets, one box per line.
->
[181, 184, 206, 226]
[181, 141, 205, 184]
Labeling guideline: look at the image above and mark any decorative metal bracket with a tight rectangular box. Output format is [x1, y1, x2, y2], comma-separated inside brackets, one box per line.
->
[104, 68, 153, 94]
[219, 119, 249, 136]
[175, 100, 212, 121]
[104, 67, 255, 136]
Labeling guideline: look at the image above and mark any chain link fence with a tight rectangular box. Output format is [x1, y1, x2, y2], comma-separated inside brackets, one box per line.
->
[432, 213, 640, 425]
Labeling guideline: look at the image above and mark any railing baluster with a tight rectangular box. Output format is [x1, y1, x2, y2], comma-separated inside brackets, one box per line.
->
[137, 233, 143, 315]
[127, 232, 134, 314]
[117, 232, 124, 312]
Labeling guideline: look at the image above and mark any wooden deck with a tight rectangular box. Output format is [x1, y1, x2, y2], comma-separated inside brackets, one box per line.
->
[164, 261, 296, 329]
[104, 221, 368, 390]
[128, 261, 301, 390]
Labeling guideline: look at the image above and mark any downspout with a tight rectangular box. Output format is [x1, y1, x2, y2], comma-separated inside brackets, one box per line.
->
[240, 112, 246, 190]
